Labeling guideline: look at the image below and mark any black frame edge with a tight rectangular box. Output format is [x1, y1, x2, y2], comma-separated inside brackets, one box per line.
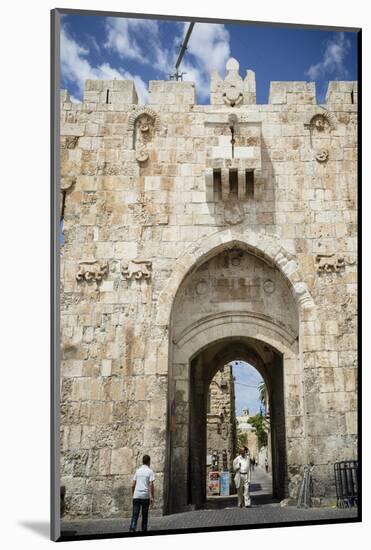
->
[51, 7, 61, 543]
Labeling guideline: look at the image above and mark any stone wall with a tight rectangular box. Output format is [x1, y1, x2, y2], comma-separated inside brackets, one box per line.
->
[206, 365, 237, 477]
[60, 57, 357, 518]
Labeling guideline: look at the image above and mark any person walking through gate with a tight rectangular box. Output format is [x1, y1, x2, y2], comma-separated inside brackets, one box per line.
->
[233, 447, 251, 507]
[129, 454, 155, 532]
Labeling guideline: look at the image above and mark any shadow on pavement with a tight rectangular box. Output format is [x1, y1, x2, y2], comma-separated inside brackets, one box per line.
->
[206, 485, 279, 509]
[18, 521, 50, 539]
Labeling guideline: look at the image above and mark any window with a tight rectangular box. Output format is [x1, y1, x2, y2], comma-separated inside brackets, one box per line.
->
[229, 169, 238, 198]
[213, 169, 222, 201]
[245, 170, 254, 197]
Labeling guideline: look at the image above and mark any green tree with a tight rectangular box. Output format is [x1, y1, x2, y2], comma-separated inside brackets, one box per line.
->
[248, 414, 268, 449]
[237, 428, 248, 450]
[258, 381, 267, 409]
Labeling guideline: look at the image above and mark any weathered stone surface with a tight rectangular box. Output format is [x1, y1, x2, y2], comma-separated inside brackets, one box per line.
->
[60, 58, 357, 519]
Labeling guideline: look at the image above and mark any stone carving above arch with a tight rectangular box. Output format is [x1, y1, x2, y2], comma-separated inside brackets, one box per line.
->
[155, 227, 315, 327]
[76, 260, 108, 282]
[223, 201, 244, 225]
[122, 259, 152, 280]
[127, 107, 160, 163]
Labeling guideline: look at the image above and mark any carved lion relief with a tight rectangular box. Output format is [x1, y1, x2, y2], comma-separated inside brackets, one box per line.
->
[315, 254, 355, 273]
[76, 260, 108, 282]
[122, 260, 152, 280]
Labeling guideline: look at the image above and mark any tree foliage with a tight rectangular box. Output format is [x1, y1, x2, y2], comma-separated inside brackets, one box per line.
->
[248, 414, 268, 448]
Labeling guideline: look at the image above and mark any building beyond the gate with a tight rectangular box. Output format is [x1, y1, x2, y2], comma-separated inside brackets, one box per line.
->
[236, 409, 259, 461]
[60, 58, 358, 519]
[206, 365, 237, 480]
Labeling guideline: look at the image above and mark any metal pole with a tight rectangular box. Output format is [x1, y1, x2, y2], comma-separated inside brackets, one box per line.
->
[175, 22, 195, 70]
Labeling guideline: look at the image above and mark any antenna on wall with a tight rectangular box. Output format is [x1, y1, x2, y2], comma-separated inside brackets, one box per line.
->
[169, 22, 195, 81]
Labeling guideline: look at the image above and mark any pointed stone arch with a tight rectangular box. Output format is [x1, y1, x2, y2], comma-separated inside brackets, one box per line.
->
[127, 106, 160, 133]
[155, 227, 315, 327]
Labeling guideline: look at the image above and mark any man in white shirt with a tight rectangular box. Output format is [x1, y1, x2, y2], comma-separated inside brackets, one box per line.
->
[233, 447, 251, 507]
[129, 454, 155, 532]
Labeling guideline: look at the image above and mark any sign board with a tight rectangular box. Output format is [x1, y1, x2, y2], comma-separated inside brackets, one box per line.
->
[207, 471, 220, 495]
[220, 472, 230, 496]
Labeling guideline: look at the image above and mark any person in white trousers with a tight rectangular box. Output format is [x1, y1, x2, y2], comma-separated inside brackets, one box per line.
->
[233, 447, 251, 507]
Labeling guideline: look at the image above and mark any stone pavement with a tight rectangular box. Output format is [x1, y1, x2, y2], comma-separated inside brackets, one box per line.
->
[61, 467, 358, 539]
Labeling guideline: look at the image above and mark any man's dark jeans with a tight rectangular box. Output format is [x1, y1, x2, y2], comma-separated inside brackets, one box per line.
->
[129, 498, 150, 532]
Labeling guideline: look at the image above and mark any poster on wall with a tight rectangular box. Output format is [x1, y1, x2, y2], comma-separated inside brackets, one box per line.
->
[208, 472, 221, 496]
[51, 6, 361, 542]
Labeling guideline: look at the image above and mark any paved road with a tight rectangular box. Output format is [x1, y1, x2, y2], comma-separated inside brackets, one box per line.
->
[61, 467, 358, 539]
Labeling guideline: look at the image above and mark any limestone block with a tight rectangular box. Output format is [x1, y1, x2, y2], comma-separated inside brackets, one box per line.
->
[110, 447, 133, 475]
[61, 123, 85, 137]
[72, 378, 91, 401]
[345, 411, 357, 434]
[62, 360, 83, 378]
[101, 359, 112, 377]
[150, 397, 167, 419]
[81, 426, 96, 449]
[90, 402, 113, 424]
[68, 424, 82, 448]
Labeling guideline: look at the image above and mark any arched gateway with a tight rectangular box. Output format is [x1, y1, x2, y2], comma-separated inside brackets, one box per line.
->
[59, 58, 357, 521]
[153, 228, 315, 514]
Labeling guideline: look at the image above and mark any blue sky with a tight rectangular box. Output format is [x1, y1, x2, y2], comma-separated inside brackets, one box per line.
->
[60, 14, 358, 104]
[231, 361, 263, 416]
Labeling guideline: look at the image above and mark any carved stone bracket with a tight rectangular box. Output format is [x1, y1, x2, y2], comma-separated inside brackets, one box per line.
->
[76, 260, 108, 282]
[122, 260, 152, 280]
[223, 201, 244, 225]
[61, 176, 76, 191]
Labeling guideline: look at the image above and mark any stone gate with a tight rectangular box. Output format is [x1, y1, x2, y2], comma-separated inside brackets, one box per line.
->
[60, 58, 357, 519]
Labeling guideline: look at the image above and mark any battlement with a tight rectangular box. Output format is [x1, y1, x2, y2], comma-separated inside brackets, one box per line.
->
[326, 81, 357, 105]
[211, 58, 256, 106]
[61, 58, 357, 108]
[148, 80, 195, 106]
[268, 81, 316, 105]
[83, 79, 138, 105]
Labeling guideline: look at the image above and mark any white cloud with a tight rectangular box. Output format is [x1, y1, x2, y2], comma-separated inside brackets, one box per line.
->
[104, 17, 158, 63]
[306, 32, 351, 80]
[101, 19, 231, 100]
[61, 26, 148, 103]
[61, 19, 231, 104]
[70, 95, 81, 103]
[186, 23, 230, 74]
[104, 17, 173, 75]
[177, 22, 231, 100]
